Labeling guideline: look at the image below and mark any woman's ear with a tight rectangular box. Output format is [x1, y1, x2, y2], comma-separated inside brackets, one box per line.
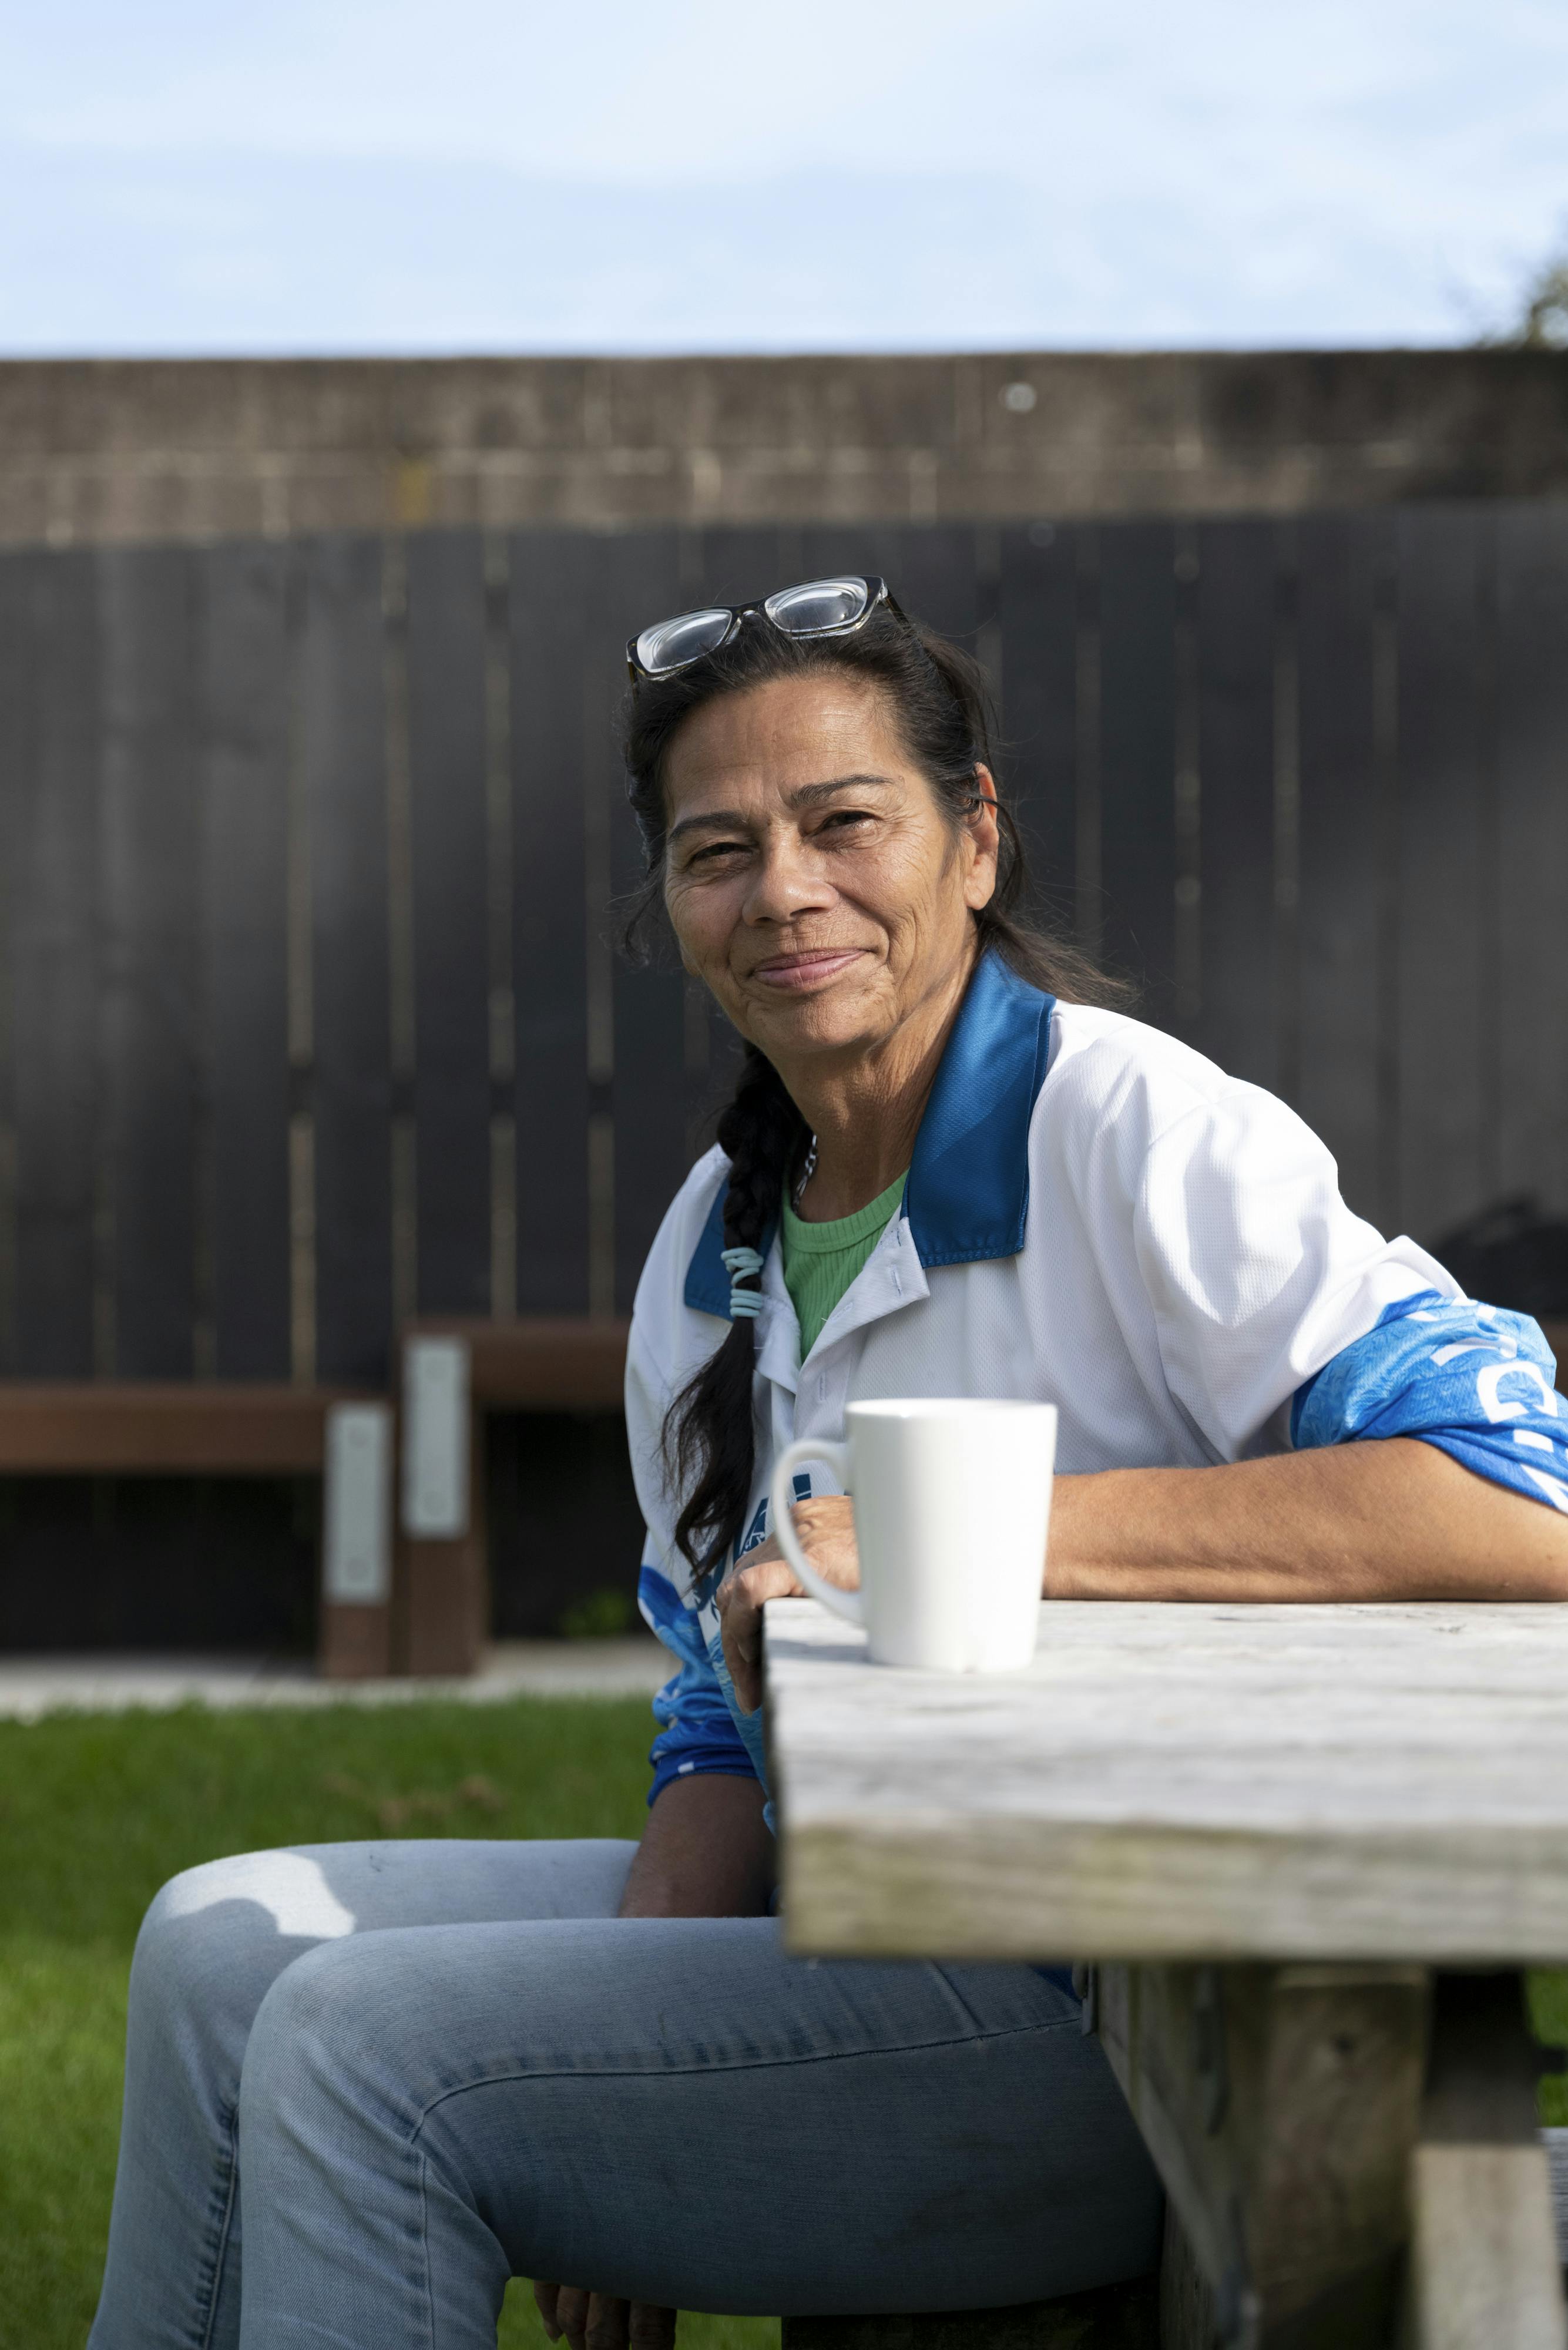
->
[962, 766, 1002, 911]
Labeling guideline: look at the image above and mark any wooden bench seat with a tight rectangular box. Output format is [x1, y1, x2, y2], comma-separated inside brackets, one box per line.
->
[782, 2274, 1161, 2350]
[0, 1382, 395, 1679]
[0, 1382, 348, 1475]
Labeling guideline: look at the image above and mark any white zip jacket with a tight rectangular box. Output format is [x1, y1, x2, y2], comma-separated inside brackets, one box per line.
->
[628, 952, 1565, 1797]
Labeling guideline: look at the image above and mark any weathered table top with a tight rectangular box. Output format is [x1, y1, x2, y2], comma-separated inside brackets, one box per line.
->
[765, 1596, 1568, 1963]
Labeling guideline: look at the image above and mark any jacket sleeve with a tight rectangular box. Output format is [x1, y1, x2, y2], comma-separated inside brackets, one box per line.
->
[1126, 1076, 1461, 1459]
[1292, 1293, 1567, 1514]
[637, 1547, 758, 1807]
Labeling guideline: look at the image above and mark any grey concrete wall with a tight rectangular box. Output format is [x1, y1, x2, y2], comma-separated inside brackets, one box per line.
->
[1, 350, 1566, 548]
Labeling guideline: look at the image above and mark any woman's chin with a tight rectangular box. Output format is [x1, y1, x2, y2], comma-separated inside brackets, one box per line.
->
[746, 986, 891, 1060]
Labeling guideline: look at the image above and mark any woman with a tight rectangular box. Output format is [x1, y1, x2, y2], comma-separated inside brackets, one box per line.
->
[91, 577, 1567, 2350]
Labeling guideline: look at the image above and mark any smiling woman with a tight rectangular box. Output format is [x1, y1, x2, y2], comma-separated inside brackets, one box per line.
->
[621, 576, 1120, 1576]
[86, 579, 1568, 2350]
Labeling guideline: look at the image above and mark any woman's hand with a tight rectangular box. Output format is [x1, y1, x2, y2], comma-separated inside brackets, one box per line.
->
[533, 2282, 674, 2350]
[716, 1495, 859, 1714]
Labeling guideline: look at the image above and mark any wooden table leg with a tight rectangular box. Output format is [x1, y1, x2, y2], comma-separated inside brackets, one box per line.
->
[1096, 1964, 1567, 2350]
[1406, 1972, 1567, 2350]
[1096, 1961, 1430, 2347]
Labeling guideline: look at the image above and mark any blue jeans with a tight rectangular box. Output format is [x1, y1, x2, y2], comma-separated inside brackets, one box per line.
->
[88, 1838, 1161, 2349]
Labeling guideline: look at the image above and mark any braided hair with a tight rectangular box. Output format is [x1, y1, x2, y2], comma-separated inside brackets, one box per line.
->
[621, 596, 1128, 1574]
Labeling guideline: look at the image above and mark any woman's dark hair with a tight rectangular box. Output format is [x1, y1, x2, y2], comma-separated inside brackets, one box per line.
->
[620, 598, 1130, 1576]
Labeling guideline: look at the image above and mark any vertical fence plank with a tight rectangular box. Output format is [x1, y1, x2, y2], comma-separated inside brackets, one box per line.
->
[1495, 505, 1568, 1222]
[8, 553, 100, 1375]
[1394, 511, 1488, 1245]
[607, 530, 691, 1313]
[100, 545, 203, 1375]
[202, 541, 292, 1378]
[0, 555, 29, 1371]
[1295, 515, 1390, 1226]
[1193, 521, 1278, 1089]
[1099, 525, 1178, 1026]
[407, 531, 492, 1317]
[997, 524, 1079, 928]
[874, 524, 983, 650]
[301, 534, 393, 1384]
[691, 528, 788, 609]
[897, 525, 983, 650]
[509, 529, 592, 1314]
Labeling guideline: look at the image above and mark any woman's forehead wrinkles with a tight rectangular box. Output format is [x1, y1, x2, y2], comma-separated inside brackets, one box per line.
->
[666, 773, 899, 848]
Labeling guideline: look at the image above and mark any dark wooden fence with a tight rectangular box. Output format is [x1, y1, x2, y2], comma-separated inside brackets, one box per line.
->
[2, 509, 1566, 1397]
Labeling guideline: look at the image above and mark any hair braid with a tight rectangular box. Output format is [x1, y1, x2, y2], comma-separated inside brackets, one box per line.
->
[665, 1048, 809, 1573]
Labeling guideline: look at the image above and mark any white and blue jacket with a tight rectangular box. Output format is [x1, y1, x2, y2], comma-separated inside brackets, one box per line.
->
[627, 952, 1566, 1804]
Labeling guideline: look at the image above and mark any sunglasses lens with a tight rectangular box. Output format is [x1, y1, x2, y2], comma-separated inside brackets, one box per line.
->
[761, 577, 872, 638]
[634, 608, 733, 676]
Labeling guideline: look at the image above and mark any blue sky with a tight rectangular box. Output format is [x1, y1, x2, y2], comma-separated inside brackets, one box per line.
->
[1, 0, 1564, 353]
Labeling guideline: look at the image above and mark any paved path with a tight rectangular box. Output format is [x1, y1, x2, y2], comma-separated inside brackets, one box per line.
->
[0, 1639, 669, 1721]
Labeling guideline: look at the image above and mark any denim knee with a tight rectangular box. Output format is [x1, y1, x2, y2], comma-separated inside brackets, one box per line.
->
[131, 1850, 358, 2057]
[238, 1932, 422, 2183]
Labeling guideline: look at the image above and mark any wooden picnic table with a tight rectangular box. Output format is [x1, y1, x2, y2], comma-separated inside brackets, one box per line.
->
[765, 1596, 1568, 2350]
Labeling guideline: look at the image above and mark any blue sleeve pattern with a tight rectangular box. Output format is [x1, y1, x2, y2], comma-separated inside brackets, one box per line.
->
[1292, 1290, 1567, 1515]
[638, 1562, 758, 1807]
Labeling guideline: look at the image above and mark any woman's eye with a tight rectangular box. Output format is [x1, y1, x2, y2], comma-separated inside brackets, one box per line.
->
[817, 809, 873, 838]
[687, 840, 748, 869]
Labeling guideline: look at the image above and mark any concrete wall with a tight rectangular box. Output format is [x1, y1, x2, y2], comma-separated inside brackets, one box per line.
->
[1, 350, 1566, 548]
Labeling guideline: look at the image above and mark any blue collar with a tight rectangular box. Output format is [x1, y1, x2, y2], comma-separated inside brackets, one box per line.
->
[684, 951, 1055, 1314]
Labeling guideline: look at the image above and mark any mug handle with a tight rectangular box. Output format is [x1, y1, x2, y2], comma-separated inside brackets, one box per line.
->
[768, 1439, 864, 1627]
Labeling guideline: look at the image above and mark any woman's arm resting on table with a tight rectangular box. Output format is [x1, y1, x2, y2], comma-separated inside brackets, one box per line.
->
[1047, 1435, 1568, 1602]
[717, 1441, 1568, 1712]
[533, 1776, 775, 2350]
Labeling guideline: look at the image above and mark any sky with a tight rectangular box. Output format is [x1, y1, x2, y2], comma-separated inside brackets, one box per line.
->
[1, 0, 1564, 354]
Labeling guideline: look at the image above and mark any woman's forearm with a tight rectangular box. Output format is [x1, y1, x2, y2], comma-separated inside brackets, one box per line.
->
[1046, 1436, 1568, 1603]
[617, 1771, 776, 1917]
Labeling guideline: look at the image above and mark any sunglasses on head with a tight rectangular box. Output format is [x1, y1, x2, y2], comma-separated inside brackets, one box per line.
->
[626, 575, 905, 683]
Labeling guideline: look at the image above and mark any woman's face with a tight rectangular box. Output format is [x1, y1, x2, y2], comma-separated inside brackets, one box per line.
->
[660, 672, 999, 1068]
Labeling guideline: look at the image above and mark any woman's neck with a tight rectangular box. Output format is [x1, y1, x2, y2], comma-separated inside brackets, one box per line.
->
[777, 948, 975, 1222]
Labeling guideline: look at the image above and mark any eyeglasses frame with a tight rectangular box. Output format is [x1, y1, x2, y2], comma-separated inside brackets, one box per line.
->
[625, 574, 906, 683]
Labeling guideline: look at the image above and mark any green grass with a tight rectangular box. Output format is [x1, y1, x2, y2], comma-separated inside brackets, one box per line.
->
[0, 1696, 779, 2350]
[4, 1698, 1565, 2347]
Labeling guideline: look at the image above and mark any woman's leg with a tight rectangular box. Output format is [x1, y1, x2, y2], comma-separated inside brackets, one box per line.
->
[236, 1916, 1161, 2350]
[88, 1839, 635, 2350]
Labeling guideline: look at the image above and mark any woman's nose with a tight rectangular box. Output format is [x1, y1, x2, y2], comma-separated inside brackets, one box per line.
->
[743, 835, 835, 924]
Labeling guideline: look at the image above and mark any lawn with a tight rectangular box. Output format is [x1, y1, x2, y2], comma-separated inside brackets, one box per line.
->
[0, 1695, 778, 2350]
[4, 1698, 1564, 2349]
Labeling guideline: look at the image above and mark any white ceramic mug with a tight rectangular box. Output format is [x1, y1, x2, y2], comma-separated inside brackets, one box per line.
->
[768, 1398, 1057, 1671]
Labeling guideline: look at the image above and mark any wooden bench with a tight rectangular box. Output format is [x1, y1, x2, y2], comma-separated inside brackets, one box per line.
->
[782, 2280, 1161, 2350]
[0, 1384, 397, 1679]
[394, 1318, 631, 1676]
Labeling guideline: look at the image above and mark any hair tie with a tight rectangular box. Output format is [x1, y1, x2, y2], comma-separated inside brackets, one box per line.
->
[721, 1246, 765, 1321]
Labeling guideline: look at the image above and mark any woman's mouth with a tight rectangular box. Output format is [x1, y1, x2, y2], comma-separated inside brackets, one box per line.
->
[750, 948, 865, 992]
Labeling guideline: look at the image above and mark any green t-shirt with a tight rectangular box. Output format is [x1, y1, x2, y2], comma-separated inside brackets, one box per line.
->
[780, 1170, 908, 1360]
